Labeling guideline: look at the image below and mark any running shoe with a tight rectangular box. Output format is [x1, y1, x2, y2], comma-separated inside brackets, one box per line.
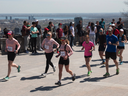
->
[72, 73, 76, 81]
[57, 51, 59, 54]
[120, 61, 123, 65]
[87, 71, 92, 76]
[53, 65, 56, 72]
[55, 81, 61, 86]
[116, 68, 119, 75]
[101, 60, 106, 64]
[103, 73, 110, 77]
[17, 65, 21, 72]
[41, 73, 47, 77]
[4, 76, 9, 81]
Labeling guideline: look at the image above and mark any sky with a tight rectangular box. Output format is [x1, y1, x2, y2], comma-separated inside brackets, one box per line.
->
[0, 0, 128, 13]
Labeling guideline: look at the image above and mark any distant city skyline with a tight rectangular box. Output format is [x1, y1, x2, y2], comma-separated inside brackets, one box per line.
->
[0, 0, 127, 13]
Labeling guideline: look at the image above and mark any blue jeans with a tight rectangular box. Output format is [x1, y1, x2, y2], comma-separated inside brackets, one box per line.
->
[69, 36, 75, 48]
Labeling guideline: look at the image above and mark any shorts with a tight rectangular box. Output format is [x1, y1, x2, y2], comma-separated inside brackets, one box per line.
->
[77, 32, 84, 37]
[84, 55, 92, 58]
[105, 52, 116, 60]
[117, 46, 125, 49]
[98, 45, 106, 51]
[59, 57, 69, 65]
[7, 52, 16, 61]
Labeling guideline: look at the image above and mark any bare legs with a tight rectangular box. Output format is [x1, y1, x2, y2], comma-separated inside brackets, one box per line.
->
[85, 57, 91, 72]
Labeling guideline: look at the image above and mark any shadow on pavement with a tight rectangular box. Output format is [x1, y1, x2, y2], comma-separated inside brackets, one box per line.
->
[74, 50, 84, 52]
[0, 76, 17, 82]
[100, 64, 115, 68]
[30, 53, 45, 56]
[80, 74, 116, 83]
[30, 82, 73, 92]
[92, 59, 102, 62]
[123, 61, 128, 63]
[80, 64, 101, 68]
[20, 72, 53, 81]
[62, 74, 87, 81]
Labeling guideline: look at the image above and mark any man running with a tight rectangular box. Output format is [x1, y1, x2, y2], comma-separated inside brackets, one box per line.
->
[103, 27, 119, 77]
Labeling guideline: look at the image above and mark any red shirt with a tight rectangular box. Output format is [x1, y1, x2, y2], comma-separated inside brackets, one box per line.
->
[56, 28, 63, 39]
[106, 29, 120, 36]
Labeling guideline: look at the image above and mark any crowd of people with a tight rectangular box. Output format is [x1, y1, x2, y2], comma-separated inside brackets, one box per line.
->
[3, 17, 127, 86]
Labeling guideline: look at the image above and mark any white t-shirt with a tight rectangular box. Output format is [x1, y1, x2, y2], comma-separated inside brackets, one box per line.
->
[89, 26, 96, 35]
[70, 26, 75, 36]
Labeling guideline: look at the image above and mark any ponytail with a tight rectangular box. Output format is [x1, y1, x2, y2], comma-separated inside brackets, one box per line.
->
[65, 39, 70, 44]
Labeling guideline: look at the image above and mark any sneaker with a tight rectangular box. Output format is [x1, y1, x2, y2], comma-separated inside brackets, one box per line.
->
[17, 65, 21, 72]
[4, 76, 9, 81]
[72, 73, 76, 81]
[103, 73, 110, 77]
[39, 48, 43, 51]
[41, 73, 47, 77]
[55, 81, 61, 86]
[25, 50, 29, 54]
[87, 71, 92, 76]
[53, 65, 56, 72]
[120, 61, 123, 65]
[116, 68, 119, 75]
[101, 61, 106, 64]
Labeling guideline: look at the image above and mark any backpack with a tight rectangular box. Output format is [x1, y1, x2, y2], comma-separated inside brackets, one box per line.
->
[118, 34, 124, 41]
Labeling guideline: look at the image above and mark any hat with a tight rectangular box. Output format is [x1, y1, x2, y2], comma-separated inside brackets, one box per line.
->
[61, 36, 66, 40]
[35, 20, 38, 22]
[120, 29, 124, 32]
[111, 24, 115, 27]
[7, 31, 13, 35]
[58, 23, 62, 26]
[44, 28, 49, 31]
[108, 27, 113, 31]
[72, 22, 75, 24]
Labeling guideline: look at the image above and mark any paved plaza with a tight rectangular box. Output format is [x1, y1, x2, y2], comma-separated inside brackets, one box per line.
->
[0, 45, 128, 96]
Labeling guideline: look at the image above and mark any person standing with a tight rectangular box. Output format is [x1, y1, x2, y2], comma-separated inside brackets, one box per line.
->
[95, 21, 101, 44]
[21, 21, 31, 53]
[111, 19, 116, 26]
[86, 22, 91, 34]
[55, 37, 76, 86]
[41, 32, 59, 77]
[63, 25, 69, 39]
[30, 22, 39, 54]
[69, 22, 75, 49]
[56, 23, 63, 42]
[76, 20, 84, 45]
[117, 18, 124, 30]
[4, 31, 21, 81]
[97, 28, 106, 64]
[35, 20, 43, 51]
[81, 35, 95, 76]
[117, 29, 127, 65]
[43, 28, 49, 39]
[89, 22, 97, 45]
[99, 18, 106, 31]
[103, 27, 119, 77]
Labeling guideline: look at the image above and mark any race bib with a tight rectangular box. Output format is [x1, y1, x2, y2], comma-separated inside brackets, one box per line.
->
[60, 51, 65, 56]
[7, 46, 13, 51]
[45, 45, 49, 49]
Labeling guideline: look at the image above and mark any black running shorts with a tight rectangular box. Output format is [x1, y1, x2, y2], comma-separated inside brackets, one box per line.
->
[59, 57, 69, 65]
[105, 52, 116, 60]
[7, 52, 16, 61]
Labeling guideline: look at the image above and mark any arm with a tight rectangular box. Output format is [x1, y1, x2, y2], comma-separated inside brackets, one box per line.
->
[5, 40, 7, 52]
[41, 39, 45, 50]
[53, 39, 60, 52]
[89, 46, 95, 52]
[95, 27, 97, 33]
[109, 41, 119, 46]
[15, 40, 21, 53]
[123, 35, 127, 43]
[67, 45, 73, 57]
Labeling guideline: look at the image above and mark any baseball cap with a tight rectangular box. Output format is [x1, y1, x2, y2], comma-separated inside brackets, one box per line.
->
[72, 22, 75, 24]
[44, 28, 49, 31]
[35, 20, 38, 22]
[58, 23, 62, 26]
[111, 24, 115, 27]
[7, 31, 13, 35]
[120, 29, 124, 32]
[108, 27, 113, 31]
[61, 36, 66, 40]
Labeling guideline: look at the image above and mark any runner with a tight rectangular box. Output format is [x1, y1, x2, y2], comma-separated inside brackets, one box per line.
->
[104, 27, 119, 77]
[41, 32, 59, 77]
[81, 35, 95, 76]
[117, 29, 127, 65]
[97, 28, 106, 64]
[4, 31, 21, 81]
[55, 37, 76, 86]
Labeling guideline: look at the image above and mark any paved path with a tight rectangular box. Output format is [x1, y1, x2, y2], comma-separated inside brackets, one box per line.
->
[0, 45, 128, 96]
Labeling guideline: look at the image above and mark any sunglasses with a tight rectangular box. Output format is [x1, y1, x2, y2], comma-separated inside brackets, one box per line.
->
[47, 34, 50, 36]
[61, 39, 65, 41]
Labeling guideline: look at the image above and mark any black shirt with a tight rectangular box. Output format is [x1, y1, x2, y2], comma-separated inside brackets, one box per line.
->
[76, 24, 83, 33]
[96, 25, 101, 36]
[36, 25, 41, 35]
[117, 21, 123, 30]
[47, 26, 51, 31]
[99, 34, 106, 45]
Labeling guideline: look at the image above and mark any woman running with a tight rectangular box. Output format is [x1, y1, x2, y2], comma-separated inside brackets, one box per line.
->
[81, 35, 95, 76]
[117, 29, 127, 65]
[4, 31, 21, 81]
[41, 32, 59, 77]
[55, 37, 76, 86]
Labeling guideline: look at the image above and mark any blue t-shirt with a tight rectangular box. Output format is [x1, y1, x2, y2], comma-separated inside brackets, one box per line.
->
[118, 35, 125, 47]
[99, 21, 105, 29]
[106, 34, 118, 52]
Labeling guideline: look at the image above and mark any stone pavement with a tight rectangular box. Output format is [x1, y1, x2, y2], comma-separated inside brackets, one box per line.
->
[0, 45, 128, 96]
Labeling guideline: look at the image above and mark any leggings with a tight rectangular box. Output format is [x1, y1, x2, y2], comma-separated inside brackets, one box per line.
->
[31, 37, 37, 53]
[45, 52, 54, 73]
